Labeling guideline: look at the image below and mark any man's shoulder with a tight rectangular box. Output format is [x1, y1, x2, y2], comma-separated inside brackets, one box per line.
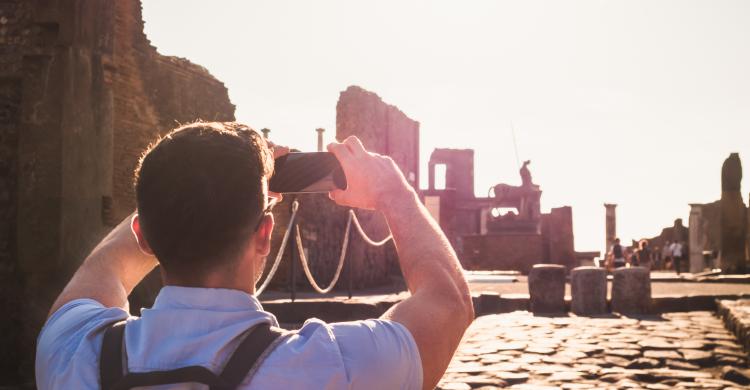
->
[254, 317, 423, 389]
[36, 299, 129, 389]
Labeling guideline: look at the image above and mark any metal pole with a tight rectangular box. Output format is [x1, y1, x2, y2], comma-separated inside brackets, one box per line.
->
[289, 198, 297, 302]
[347, 236, 353, 299]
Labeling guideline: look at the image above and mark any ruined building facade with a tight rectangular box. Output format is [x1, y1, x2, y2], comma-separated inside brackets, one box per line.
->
[0, 0, 234, 382]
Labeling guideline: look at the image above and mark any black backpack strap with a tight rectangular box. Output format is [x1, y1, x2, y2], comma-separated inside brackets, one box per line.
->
[212, 324, 287, 390]
[99, 321, 287, 390]
[100, 320, 127, 389]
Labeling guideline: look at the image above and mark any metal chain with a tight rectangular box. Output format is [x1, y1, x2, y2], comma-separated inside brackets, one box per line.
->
[294, 213, 352, 294]
[255, 200, 299, 295]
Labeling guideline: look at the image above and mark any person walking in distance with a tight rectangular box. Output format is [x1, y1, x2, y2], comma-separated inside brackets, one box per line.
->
[670, 240, 684, 275]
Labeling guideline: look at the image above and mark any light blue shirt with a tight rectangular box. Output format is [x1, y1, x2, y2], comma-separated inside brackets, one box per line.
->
[36, 286, 422, 389]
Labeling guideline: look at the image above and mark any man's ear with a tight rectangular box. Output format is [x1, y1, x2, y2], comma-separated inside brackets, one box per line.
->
[131, 214, 155, 256]
[254, 213, 275, 257]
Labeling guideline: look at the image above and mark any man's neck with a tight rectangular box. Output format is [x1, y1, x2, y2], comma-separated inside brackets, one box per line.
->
[161, 268, 256, 295]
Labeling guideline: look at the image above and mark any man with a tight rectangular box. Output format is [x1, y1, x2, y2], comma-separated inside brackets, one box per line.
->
[670, 240, 684, 275]
[608, 238, 626, 269]
[35, 122, 474, 389]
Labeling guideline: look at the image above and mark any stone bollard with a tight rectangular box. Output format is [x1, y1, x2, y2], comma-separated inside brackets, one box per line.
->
[528, 264, 566, 314]
[611, 267, 651, 315]
[570, 266, 607, 315]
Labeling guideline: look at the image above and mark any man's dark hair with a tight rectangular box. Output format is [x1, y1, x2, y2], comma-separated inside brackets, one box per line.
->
[134, 121, 273, 280]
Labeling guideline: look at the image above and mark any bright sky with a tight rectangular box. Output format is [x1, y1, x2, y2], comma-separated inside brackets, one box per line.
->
[142, 0, 749, 252]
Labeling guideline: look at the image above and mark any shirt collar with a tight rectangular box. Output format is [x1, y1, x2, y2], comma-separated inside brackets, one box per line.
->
[151, 286, 264, 312]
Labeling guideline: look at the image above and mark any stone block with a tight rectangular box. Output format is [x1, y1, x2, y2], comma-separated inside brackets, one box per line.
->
[611, 267, 652, 315]
[528, 264, 566, 314]
[570, 266, 607, 315]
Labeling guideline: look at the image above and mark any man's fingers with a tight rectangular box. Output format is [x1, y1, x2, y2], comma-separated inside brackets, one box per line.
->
[343, 136, 367, 157]
[327, 142, 355, 167]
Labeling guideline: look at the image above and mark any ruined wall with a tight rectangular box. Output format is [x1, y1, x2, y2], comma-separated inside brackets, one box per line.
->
[428, 148, 475, 199]
[542, 206, 576, 270]
[463, 233, 544, 273]
[0, 0, 234, 384]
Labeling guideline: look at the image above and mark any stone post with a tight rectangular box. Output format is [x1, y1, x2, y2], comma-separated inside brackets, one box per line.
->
[611, 267, 651, 315]
[720, 153, 747, 274]
[689, 204, 705, 274]
[528, 264, 566, 314]
[316, 128, 325, 152]
[571, 266, 607, 315]
[261, 128, 270, 139]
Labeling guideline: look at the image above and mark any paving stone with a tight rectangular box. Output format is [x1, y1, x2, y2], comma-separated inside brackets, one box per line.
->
[722, 366, 750, 385]
[438, 383, 472, 390]
[677, 348, 713, 365]
[547, 371, 583, 382]
[714, 347, 747, 359]
[646, 368, 713, 380]
[626, 357, 660, 369]
[678, 340, 708, 349]
[644, 384, 671, 389]
[643, 350, 682, 360]
[525, 346, 556, 355]
[637, 338, 679, 349]
[663, 359, 700, 371]
[602, 355, 631, 367]
[605, 349, 641, 358]
[493, 372, 530, 384]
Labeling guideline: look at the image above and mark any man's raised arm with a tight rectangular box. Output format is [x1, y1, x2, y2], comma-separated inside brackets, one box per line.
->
[328, 137, 474, 390]
[47, 213, 159, 317]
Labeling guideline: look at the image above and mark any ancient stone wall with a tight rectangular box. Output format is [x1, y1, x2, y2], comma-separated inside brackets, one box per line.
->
[0, 1, 234, 383]
[462, 233, 544, 273]
[542, 206, 576, 270]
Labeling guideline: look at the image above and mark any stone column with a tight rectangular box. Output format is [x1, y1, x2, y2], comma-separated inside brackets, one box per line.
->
[604, 204, 617, 254]
[689, 204, 705, 274]
[612, 267, 651, 315]
[528, 264, 566, 314]
[571, 266, 607, 315]
[316, 128, 325, 152]
[720, 153, 747, 274]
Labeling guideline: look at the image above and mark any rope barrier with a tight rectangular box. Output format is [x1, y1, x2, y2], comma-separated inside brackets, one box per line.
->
[255, 200, 299, 295]
[294, 214, 351, 294]
[256, 200, 394, 295]
[348, 210, 393, 246]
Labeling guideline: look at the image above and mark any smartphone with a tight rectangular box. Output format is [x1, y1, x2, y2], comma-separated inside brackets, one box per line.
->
[269, 152, 347, 194]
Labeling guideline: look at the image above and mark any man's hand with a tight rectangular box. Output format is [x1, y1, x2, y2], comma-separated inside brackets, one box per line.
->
[327, 136, 412, 211]
[327, 135, 474, 390]
[265, 140, 289, 203]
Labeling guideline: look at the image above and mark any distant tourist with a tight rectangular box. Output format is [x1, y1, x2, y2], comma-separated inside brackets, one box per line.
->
[609, 238, 626, 269]
[637, 240, 653, 270]
[661, 240, 672, 270]
[670, 240, 684, 274]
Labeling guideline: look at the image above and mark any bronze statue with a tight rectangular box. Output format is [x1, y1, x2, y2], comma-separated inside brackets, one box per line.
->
[520, 160, 533, 187]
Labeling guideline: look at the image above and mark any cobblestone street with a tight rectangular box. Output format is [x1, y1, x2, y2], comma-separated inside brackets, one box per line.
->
[438, 311, 750, 389]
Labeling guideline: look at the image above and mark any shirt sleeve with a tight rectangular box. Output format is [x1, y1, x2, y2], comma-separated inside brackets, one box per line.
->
[330, 319, 423, 390]
[35, 299, 129, 390]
